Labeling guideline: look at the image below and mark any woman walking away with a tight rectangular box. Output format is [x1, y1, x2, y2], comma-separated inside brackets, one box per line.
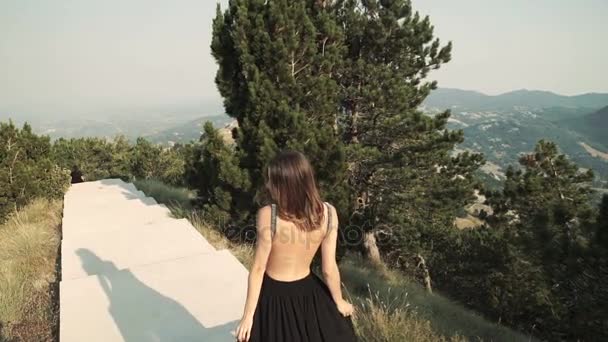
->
[236, 151, 358, 342]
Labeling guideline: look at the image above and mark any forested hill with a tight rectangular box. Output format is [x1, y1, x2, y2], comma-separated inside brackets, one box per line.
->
[424, 88, 608, 187]
[564, 105, 608, 148]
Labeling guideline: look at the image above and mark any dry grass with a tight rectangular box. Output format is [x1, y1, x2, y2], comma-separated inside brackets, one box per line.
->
[353, 290, 465, 342]
[186, 211, 255, 268]
[0, 199, 63, 342]
[454, 215, 486, 229]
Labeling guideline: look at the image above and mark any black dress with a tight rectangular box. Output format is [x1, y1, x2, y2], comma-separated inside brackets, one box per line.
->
[248, 203, 358, 342]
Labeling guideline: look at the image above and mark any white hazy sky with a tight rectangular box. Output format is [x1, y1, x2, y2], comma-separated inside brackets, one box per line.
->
[413, 0, 608, 95]
[1, 0, 607, 118]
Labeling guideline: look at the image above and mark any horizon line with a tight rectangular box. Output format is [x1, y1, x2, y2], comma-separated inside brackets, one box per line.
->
[436, 87, 608, 98]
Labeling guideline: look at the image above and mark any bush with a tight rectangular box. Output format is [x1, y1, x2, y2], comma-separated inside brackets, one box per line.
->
[0, 122, 70, 222]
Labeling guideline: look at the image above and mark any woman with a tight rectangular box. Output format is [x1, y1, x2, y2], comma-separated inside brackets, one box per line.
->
[236, 151, 358, 342]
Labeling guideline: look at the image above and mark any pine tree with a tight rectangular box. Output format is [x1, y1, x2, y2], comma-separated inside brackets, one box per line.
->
[109, 136, 134, 180]
[333, 0, 483, 263]
[209, 0, 347, 225]
[596, 194, 608, 249]
[131, 138, 161, 180]
[568, 195, 608, 341]
[481, 140, 600, 339]
[186, 122, 251, 224]
[488, 140, 595, 262]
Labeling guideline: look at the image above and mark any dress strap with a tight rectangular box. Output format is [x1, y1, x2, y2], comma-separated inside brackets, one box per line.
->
[324, 202, 332, 231]
[270, 203, 277, 238]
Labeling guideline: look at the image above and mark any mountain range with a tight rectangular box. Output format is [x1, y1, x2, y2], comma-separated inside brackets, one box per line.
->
[425, 88, 608, 112]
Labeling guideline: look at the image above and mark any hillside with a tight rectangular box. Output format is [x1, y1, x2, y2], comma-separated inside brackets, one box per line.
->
[145, 115, 233, 146]
[563, 105, 608, 149]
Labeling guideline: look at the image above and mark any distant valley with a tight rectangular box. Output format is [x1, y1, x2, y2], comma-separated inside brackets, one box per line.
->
[2, 112, 233, 145]
[4, 87, 607, 189]
[424, 88, 608, 188]
[145, 115, 233, 146]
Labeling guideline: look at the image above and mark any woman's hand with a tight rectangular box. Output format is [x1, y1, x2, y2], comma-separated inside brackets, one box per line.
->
[336, 298, 355, 317]
[236, 315, 253, 342]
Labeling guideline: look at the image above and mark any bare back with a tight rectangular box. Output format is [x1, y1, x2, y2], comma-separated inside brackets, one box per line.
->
[264, 203, 333, 281]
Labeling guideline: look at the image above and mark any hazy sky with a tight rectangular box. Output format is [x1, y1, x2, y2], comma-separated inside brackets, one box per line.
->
[413, 0, 608, 95]
[1, 0, 607, 118]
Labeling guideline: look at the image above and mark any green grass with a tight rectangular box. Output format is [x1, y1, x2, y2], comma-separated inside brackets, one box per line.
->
[137, 182, 533, 342]
[0, 199, 63, 342]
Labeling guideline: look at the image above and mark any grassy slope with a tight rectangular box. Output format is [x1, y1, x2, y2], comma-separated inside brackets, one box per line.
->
[341, 256, 533, 342]
[137, 180, 532, 341]
[0, 199, 63, 342]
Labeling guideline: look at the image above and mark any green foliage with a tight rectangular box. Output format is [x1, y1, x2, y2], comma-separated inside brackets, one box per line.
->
[52, 136, 185, 186]
[441, 140, 607, 340]
[0, 122, 70, 221]
[0, 118, 189, 221]
[52, 136, 133, 181]
[185, 122, 251, 223]
[199, 2, 607, 340]
[131, 138, 185, 185]
[207, 0, 481, 241]
[207, 0, 347, 225]
[596, 194, 608, 248]
[326, 0, 484, 274]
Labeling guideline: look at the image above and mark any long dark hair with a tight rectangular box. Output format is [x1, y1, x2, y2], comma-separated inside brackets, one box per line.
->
[264, 151, 324, 232]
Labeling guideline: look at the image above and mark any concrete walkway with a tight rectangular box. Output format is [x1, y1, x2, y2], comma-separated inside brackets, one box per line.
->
[60, 179, 248, 342]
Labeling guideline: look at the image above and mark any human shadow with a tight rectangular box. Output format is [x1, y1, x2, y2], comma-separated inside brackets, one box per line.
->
[76, 249, 237, 342]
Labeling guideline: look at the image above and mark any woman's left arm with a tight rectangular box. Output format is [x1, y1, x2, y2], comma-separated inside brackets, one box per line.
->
[236, 206, 273, 341]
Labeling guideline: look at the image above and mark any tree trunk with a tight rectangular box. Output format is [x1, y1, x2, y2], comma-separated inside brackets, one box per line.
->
[363, 231, 382, 265]
[416, 253, 433, 293]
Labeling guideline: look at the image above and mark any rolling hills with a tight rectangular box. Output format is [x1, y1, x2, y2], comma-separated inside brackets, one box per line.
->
[425, 88, 608, 111]
[425, 88, 608, 188]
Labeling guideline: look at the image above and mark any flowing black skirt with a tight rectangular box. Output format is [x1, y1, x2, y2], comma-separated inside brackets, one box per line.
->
[249, 271, 358, 342]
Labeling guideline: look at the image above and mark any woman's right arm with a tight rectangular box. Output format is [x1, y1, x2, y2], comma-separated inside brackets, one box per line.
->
[320, 204, 354, 317]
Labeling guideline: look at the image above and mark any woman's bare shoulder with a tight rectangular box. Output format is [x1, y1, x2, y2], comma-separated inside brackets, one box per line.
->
[258, 204, 272, 212]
